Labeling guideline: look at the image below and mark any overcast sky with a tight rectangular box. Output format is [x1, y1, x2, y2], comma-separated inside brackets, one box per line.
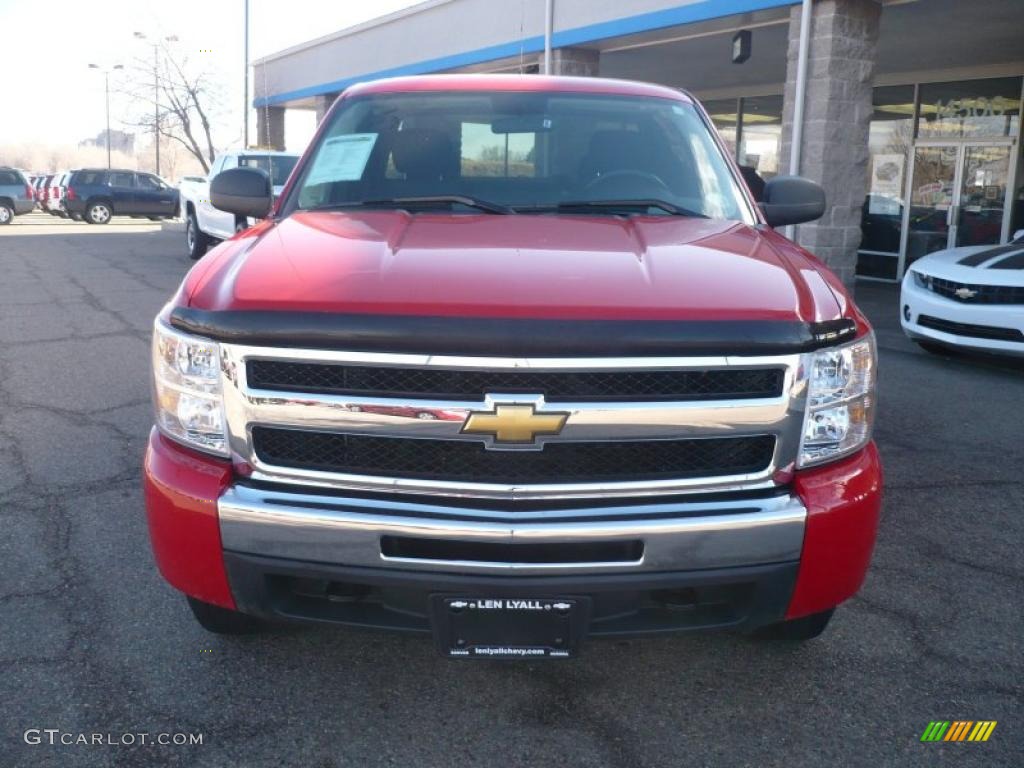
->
[1, 0, 422, 151]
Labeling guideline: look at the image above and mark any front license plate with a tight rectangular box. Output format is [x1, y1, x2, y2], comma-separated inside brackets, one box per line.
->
[431, 597, 584, 659]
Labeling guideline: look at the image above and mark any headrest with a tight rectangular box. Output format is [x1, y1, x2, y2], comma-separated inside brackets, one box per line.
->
[391, 129, 455, 180]
[581, 130, 653, 176]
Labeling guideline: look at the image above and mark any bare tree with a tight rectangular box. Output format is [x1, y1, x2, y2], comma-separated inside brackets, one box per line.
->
[118, 40, 230, 175]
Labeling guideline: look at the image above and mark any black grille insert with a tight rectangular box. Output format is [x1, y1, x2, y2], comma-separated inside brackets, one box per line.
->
[928, 277, 1024, 305]
[252, 427, 776, 484]
[918, 315, 1024, 342]
[246, 361, 785, 402]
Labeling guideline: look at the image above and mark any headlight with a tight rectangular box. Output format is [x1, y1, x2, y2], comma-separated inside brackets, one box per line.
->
[152, 318, 228, 456]
[798, 333, 876, 468]
[912, 270, 933, 291]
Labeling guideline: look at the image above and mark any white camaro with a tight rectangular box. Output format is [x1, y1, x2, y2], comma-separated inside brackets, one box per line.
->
[901, 231, 1024, 357]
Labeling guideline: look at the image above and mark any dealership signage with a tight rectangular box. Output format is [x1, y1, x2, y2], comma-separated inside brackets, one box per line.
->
[934, 97, 1007, 122]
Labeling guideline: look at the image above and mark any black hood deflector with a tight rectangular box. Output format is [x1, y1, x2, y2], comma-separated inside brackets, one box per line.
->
[170, 307, 856, 356]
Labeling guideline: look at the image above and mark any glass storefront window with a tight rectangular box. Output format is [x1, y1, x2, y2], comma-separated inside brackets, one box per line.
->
[738, 95, 783, 181]
[917, 77, 1022, 139]
[957, 145, 1013, 248]
[858, 85, 916, 278]
[702, 98, 739, 160]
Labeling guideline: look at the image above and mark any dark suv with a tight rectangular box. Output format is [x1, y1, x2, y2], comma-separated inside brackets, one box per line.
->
[65, 169, 180, 224]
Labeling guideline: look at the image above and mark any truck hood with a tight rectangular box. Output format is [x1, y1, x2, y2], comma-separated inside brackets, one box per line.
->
[186, 210, 842, 323]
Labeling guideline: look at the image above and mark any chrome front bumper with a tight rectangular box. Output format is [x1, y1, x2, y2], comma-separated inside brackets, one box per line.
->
[218, 483, 806, 576]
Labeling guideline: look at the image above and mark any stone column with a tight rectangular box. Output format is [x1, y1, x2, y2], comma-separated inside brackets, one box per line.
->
[256, 106, 286, 151]
[315, 93, 340, 124]
[549, 47, 599, 76]
[779, 0, 881, 285]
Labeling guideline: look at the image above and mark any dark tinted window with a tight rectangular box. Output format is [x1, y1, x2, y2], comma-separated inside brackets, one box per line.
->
[137, 174, 163, 190]
[108, 172, 134, 187]
[75, 171, 104, 185]
[0, 170, 23, 185]
[239, 155, 299, 186]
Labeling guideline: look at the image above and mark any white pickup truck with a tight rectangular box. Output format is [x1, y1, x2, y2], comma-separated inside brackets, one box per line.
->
[179, 150, 299, 259]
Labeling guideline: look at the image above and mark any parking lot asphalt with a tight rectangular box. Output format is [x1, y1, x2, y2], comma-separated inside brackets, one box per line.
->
[0, 213, 1021, 768]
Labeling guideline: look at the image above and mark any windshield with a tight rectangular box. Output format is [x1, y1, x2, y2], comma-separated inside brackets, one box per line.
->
[288, 91, 752, 221]
[240, 155, 299, 186]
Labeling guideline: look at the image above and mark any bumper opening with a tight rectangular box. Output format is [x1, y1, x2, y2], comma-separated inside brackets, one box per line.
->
[225, 552, 798, 636]
[918, 314, 1024, 342]
[379, 536, 644, 565]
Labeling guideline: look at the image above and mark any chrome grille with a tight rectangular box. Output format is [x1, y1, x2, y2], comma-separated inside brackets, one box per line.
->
[220, 346, 808, 500]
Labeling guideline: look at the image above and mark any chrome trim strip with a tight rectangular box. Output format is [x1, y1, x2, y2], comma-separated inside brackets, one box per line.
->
[219, 345, 809, 500]
[218, 484, 806, 575]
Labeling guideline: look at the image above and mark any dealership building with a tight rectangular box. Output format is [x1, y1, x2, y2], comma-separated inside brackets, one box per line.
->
[252, 0, 1023, 284]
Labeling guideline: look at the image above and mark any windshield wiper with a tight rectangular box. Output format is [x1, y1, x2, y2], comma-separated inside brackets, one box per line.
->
[516, 199, 706, 217]
[307, 195, 514, 215]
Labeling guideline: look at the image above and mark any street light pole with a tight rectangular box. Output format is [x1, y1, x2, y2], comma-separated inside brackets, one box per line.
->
[543, 0, 554, 74]
[105, 70, 112, 169]
[134, 32, 178, 177]
[88, 63, 123, 169]
[154, 43, 160, 176]
[244, 0, 250, 148]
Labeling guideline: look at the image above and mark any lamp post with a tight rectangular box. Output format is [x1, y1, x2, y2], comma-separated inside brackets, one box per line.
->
[244, 0, 250, 148]
[88, 64, 124, 169]
[134, 32, 178, 177]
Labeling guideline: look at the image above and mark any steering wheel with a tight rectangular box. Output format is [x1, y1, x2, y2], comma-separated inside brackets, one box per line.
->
[583, 169, 672, 198]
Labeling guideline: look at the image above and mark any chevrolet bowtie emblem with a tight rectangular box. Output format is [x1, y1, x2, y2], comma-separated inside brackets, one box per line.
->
[462, 403, 569, 445]
[954, 286, 978, 300]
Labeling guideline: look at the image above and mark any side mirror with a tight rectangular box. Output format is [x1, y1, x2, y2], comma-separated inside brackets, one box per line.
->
[1013, 229, 1024, 243]
[759, 175, 826, 227]
[211, 167, 272, 219]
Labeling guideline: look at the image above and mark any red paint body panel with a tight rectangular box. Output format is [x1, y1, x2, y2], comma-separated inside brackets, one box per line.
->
[143, 429, 235, 609]
[787, 443, 883, 619]
[184, 212, 844, 323]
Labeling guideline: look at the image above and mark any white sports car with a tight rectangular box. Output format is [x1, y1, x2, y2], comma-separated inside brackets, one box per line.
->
[901, 231, 1024, 357]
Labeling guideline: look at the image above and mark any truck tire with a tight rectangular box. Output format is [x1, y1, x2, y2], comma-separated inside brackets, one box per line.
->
[753, 608, 834, 642]
[85, 201, 112, 225]
[0, 203, 13, 225]
[186, 596, 263, 635]
[187, 211, 212, 260]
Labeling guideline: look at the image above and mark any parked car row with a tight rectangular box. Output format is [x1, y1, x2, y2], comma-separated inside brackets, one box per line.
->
[10, 169, 181, 224]
[0, 167, 35, 224]
[29, 171, 74, 218]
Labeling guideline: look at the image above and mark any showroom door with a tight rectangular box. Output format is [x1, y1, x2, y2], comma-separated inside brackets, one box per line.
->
[902, 142, 1016, 272]
[953, 144, 1014, 248]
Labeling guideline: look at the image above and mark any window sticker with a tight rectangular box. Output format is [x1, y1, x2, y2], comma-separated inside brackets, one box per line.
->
[306, 133, 378, 185]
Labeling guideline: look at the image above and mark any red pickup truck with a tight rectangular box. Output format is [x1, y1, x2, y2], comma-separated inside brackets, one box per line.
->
[145, 75, 881, 657]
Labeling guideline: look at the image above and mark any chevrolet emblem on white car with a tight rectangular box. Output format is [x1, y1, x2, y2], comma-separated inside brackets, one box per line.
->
[954, 286, 978, 300]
